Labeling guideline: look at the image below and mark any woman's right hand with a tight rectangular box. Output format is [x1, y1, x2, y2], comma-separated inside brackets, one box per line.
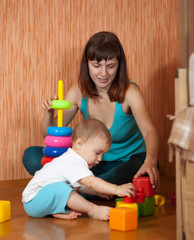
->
[42, 95, 57, 112]
[41, 96, 57, 138]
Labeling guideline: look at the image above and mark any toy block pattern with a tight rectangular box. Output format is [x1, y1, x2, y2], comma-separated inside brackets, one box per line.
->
[133, 177, 156, 197]
[138, 196, 155, 216]
[109, 207, 137, 231]
[0, 201, 11, 223]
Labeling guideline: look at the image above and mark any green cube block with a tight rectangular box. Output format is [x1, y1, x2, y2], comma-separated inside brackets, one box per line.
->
[138, 196, 155, 216]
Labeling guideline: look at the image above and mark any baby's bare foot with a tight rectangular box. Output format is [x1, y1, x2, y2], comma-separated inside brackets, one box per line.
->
[52, 211, 82, 220]
[88, 205, 111, 221]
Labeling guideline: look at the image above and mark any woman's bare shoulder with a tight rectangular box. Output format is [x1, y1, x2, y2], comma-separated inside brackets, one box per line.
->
[65, 83, 82, 105]
[66, 83, 81, 97]
[126, 82, 142, 99]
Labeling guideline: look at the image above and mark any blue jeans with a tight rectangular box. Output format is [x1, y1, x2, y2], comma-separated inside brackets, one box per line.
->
[22, 146, 148, 185]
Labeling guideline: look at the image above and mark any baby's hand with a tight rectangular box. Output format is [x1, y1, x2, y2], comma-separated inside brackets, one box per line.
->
[116, 183, 136, 198]
[42, 96, 57, 111]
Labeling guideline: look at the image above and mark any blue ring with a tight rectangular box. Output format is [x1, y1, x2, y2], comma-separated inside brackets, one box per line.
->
[43, 147, 68, 157]
[47, 126, 73, 136]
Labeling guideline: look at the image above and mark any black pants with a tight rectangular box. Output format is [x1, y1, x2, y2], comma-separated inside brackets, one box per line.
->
[23, 147, 148, 185]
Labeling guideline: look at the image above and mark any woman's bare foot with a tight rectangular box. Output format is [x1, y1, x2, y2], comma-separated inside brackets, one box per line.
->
[88, 205, 111, 221]
[52, 211, 82, 220]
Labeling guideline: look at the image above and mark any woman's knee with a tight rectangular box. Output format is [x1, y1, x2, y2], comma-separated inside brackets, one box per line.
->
[22, 146, 44, 175]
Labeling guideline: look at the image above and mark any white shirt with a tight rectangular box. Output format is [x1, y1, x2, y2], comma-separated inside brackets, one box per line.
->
[22, 148, 93, 202]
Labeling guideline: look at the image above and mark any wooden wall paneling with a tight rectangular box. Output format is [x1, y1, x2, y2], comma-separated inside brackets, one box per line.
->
[179, 0, 194, 67]
[0, 0, 178, 180]
[188, 0, 194, 57]
[178, 0, 189, 68]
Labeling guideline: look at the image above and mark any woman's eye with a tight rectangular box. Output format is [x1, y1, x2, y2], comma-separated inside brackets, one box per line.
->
[108, 65, 115, 69]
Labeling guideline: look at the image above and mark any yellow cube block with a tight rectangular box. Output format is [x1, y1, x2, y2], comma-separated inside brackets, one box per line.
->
[0, 201, 11, 223]
[109, 207, 137, 231]
[116, 201, 139, 217]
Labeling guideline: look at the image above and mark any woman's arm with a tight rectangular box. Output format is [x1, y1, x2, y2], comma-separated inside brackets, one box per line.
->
[125, 84, 160, 190]
[41, 84, 81, 139]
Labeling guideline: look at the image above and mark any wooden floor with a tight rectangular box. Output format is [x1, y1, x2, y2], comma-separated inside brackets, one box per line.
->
[0, 174, 176, 240]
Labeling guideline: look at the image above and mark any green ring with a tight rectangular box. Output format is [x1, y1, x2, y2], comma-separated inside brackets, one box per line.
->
[50, 100, 72, 109]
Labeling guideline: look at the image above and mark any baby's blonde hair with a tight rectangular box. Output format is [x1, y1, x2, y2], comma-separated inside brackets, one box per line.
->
[72, 119, 112, 145]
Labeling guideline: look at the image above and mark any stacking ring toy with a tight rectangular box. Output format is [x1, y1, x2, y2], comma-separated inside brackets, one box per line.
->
[41, 156, 54, 166]
[44, 136, 72, 148]
[154, 195, 166, 207]
[47, 126, 73, 136]
[50, 100, 71, 109]
[50, 80, 72, 127]
[43, 146, 68, 157]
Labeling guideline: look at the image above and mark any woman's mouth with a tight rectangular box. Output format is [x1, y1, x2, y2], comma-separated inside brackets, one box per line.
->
[98, 78, 109, 83]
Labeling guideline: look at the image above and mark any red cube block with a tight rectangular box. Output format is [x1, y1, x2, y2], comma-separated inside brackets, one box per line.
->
[133, 177, 156, 197]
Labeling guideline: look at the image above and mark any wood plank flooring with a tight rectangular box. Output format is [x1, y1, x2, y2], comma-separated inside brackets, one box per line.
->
[0, 175, 176, 240]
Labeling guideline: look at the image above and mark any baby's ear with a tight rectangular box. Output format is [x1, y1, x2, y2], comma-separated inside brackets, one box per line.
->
[74, 137, 84, 150]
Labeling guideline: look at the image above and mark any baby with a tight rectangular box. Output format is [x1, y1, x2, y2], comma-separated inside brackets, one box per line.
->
[22, 119, 135, 221]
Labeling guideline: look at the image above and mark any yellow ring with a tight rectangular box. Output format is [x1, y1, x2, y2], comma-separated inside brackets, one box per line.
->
[154, 195, 165, 207]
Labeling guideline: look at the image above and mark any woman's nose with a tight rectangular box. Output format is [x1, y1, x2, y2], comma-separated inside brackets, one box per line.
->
[100, 66, 107, 76]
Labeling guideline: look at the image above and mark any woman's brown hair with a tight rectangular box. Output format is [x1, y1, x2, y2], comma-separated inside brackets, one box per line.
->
[78, 32, 129, 103]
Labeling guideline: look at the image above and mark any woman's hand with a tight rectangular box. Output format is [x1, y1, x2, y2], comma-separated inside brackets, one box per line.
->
[133, 160, 160, 191]
[41, 95, 57, 138]
[42, 95, 57, 112]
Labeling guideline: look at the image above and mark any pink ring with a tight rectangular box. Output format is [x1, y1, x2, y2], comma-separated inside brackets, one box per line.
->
[44, 136, 72, 148]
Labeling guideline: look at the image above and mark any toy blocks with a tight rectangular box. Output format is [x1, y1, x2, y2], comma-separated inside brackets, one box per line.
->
[138, 196, 155, 216]
[0, 201, 11, 223]
[133, 177, 156, 197]
[116, 200, 139, 217]
[132, 177, 156, 216]
[110, 177, 157, 232]
[109, 207, 138, 231]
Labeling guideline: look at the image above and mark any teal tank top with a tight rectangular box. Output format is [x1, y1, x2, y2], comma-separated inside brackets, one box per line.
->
[80, 87, 146, 162]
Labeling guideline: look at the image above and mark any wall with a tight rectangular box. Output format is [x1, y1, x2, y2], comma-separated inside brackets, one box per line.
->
[179, 0, 194, 68]
[0, 0, 178, 180]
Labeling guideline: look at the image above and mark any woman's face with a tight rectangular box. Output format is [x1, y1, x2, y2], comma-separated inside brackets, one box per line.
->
[88, 57, 119, 91]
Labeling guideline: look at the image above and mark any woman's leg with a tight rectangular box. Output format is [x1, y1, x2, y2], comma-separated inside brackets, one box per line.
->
[93, 152, 147, 185]
[22, 146, 44, 175]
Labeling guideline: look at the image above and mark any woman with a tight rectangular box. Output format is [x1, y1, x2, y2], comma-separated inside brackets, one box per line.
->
[23, 31, 160, 190]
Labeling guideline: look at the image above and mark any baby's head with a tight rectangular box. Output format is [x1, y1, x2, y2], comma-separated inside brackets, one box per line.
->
[72, 119, 112, 168]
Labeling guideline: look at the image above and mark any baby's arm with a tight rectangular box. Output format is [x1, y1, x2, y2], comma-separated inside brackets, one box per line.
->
[78, 176, 135, 198]
[79, 187, 113, 200]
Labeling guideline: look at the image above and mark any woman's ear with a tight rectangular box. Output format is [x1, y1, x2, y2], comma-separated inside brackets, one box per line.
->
[74, 137, 84, 150]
